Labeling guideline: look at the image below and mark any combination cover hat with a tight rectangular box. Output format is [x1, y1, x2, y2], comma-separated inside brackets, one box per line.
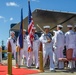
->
[67, 25, 72, 27]
[10, 31, 15, 35]
[23, 29, 26, 32]
[43, 25, 50, 28]
[57, 25, 63, 28]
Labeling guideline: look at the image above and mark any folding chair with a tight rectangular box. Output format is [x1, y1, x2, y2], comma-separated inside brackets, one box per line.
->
[58, 49, 73, 68]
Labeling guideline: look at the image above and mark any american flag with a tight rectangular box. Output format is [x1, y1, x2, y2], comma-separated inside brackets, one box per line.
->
[28, 0, 34, 51]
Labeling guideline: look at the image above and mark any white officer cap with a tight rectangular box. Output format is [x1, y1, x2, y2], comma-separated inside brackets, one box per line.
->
[43, 25, 50, 29]
[57, 25, 63, 28]
[67, 25, 72, 27]
[74, 25, 76, 27]
[32, 27, 36, 29]
[23, 29, 26, 32]
[10, 31, 15, 35]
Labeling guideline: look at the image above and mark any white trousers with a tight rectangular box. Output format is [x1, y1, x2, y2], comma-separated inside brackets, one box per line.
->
[33, 50, 39, 68]
[23, 50, 28, 64]
[27, 51, 33, 67]
[43, 48, 55, 70]
[19, 49, 28, 65]
[27, 49, 39, 68]
[55, 47, 64, 69]
[53, 51, 58, 68]
[12, 50, 16, 59]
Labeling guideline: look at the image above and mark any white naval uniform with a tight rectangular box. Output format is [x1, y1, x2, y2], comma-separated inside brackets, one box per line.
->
[23, 35, 28, 64]
[27, 35, 33, 67]
[54, 30, 65, 69]
[65, 30, 76, 57]
[65, 30, 76, 68]
[52, 34, 58, 68]
[33, 34, 40, 68]
[74, 32, 76, 57]
[17, 35, 28, 65]
[7, 36, 16, 59]
[27, 34, 40, 68]
[39, 33, 55, 71]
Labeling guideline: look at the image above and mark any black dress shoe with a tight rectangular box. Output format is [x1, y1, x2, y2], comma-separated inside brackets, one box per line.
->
[55, 67, 58, 69]
[31, 63, 35, 66]
[50, 70, 56, 72]
[36, 67, 39, 69]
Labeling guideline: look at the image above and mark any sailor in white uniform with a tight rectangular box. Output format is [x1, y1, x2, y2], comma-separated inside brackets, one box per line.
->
[22, 29, 28, 65]
[54, 25, 65, 69]
[17, 29, 28, 65]
[39, 25, 55, 71]
[65, 25, 76, 68]
[32, 27, 40, 69]
[52, 30, 58, 68]
[27, 27, 40, 68]
[7, 31, 16, 60]
[74, 25, 76, 58]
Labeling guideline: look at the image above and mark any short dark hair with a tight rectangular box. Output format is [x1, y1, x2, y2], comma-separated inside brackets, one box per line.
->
[59, 27, 62, 30]
[74, 27, 76, 30]
[69, 27, 72, 30]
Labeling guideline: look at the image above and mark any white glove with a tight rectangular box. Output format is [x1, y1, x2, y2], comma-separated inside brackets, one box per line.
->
[53, 46, 57, 50]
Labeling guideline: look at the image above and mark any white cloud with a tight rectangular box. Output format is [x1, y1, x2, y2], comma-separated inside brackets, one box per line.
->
[10, 17, 13, 21]
[0, 16, 7, 22]
[31, 0, 40, 2]
[0, 16, 4, 19]
[6, 2, 19, 7]
[4, 20, 8, 23]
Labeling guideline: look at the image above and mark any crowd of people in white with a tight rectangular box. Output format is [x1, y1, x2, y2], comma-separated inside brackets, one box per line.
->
[6, 24, 76, 72]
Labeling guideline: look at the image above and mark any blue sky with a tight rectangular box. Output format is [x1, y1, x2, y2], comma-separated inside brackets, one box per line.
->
[0, 0, 76, 46]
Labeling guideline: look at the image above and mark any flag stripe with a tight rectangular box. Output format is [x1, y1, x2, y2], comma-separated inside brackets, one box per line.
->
[28, 0, 34, 49]
[28, 20, 34, 33]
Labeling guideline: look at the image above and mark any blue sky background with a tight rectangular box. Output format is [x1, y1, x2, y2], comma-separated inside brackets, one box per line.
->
[0, 0, 76, 46]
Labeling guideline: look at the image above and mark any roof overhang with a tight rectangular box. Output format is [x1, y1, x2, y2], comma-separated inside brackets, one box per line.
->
[11, 9, 76, 32]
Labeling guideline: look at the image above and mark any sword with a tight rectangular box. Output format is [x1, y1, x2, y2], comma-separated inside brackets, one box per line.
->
[36, 24, 45, 34]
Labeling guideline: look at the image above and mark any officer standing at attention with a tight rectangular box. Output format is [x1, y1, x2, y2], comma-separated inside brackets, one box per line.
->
[17, 29, 28, 65]
[39, 25, 55, 72]
[54, 25, 65, 69]
[23, 29, 28, 65]
[27, 27, 40, 69]
[7, 31, 16, 61]
[32, 27, 40, 69]
[74, 25, 76, 58]
[52, 30, 58, 68]
[65, 25, 76, 68]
